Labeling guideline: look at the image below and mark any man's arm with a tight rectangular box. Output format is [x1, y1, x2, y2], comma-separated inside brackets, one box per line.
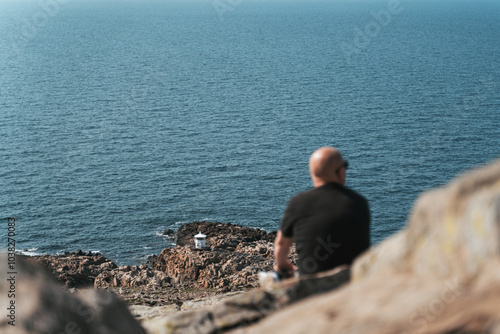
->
[274, 230, 296, 272]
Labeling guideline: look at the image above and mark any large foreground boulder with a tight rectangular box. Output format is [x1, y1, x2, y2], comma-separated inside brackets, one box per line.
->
[245, 159, 500, 333]
[0, 255, 144, 334]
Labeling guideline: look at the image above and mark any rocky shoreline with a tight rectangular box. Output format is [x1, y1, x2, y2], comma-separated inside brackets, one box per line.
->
[21, 221, 293, 309]
[7, 160, 500, 333]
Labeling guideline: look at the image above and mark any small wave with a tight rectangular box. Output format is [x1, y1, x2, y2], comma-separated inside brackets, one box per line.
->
[54, 249, 102, 256]
[155, 231, 174, 238]
[17, 248, 43, 256]
[173, 221, 190, 226]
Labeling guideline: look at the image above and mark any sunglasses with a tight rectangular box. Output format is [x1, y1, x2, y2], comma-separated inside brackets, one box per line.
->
[336, 160, 349, 174]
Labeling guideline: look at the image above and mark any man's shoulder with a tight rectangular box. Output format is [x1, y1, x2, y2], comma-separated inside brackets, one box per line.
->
[341, 185, 368, 202]
[288, 184, 368, 205]
[342, 186, 370, 208]
[289, 187, 317, 200]
[323, 184, 369, 206]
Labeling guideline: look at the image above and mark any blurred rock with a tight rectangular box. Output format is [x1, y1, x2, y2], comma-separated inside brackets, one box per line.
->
[0, 255, 144, 334]
[129, 292, 243, 320]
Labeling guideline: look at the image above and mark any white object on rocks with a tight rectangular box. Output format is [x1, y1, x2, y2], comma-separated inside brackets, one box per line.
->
[194, 232, 206, 249]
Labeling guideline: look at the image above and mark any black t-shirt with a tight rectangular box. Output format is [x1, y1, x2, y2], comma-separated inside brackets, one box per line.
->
[280, 183, 370, 275]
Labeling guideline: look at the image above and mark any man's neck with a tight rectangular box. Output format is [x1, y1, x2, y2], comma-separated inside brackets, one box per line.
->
[312, 179, 343, 188]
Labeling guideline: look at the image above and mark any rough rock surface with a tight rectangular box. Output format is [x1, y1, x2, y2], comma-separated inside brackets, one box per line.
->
[94, 264, 171, 289]
[22, 250, 117, 288]
[150, 222, 292, 293]
[18, 251, 198, 307]
[0, 255, 144, 334]
[245, 159, 500, 333]
[151, 243, 274, 292]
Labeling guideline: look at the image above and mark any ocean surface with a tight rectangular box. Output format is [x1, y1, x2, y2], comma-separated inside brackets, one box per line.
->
[0, 0, 499, 265]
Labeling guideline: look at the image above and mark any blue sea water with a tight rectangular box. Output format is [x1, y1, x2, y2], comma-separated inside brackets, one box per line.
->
[0, 0, 499, 265]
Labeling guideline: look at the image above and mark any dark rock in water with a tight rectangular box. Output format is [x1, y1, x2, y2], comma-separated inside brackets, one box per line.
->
[0, 254, 145, 334]
[147, 254, 158, 268]
[162, 228, 175, 236]
[160, 229, 176, 243]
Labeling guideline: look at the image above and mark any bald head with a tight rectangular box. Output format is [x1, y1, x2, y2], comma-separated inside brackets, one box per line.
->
[309, 147, 347, 187]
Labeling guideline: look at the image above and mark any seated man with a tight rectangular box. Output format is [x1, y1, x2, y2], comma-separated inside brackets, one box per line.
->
[274, 146, 371, 275]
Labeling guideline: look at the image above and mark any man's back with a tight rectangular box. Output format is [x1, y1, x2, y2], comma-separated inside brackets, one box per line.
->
[280, 183, 370, 275]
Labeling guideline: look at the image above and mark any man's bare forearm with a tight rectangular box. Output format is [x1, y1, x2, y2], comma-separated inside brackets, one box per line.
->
[274, 231, 295, 271]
